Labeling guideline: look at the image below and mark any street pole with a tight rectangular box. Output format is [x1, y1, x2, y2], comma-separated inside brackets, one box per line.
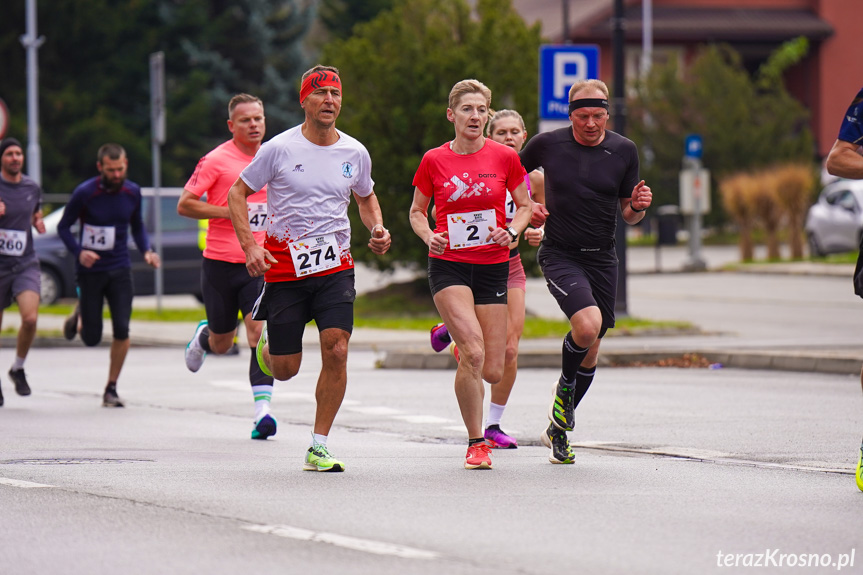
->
[562, 0, 570, 43]
[150, 52, 166, 312]
[20, 0, 44, 185]
[612, 0, 628, 316]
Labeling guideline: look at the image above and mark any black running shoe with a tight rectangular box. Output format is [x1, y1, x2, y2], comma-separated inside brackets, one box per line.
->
[102, 385, 125, 408]
[0, 381, 4, 407]
[540, 423, 575, 464]
[63, 305, 80, 341]
[8, 368, 31, 396]
[548, 380, 576, 431]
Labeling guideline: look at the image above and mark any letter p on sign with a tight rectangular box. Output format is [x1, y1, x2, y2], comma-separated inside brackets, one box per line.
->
[554, 52, 588, 98]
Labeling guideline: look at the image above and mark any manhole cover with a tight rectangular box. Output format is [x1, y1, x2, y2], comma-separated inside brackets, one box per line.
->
[0, 458, 152, 465]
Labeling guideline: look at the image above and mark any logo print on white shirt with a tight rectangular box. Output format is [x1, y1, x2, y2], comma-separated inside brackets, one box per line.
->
[342, 162, 354, 178]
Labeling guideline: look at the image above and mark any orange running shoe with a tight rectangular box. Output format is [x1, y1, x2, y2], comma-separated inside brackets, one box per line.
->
[464, 442, 492, 470]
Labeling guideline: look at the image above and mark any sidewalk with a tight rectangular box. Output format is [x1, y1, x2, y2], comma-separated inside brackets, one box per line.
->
[4, 246, 861, 376]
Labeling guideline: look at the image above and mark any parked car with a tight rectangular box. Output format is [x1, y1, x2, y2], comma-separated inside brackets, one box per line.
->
[34, 187, 203, 304]
[804, 179, 863, 257]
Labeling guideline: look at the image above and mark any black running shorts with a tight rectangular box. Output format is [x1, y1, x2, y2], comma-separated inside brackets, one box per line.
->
[77, 268, 134, 345]
[428, 258, 508, 305]
[252, 269, 356, 356]
[537, 244, 617, 338]
[201, 257, 264, 334]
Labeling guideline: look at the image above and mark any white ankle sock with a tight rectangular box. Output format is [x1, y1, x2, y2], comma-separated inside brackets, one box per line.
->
[252, 385, 273, 421]
[486, 402, 505, 427]
[11, 356, 25, 371]
[310, 432, 327, 448]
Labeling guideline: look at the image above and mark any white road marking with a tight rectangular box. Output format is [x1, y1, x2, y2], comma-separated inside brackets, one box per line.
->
[208, 380, 247, 390]
[242, 524, 439, 560]
[0, 477, 53, 489]
[344, 406, 403, 415]
[391, 415, 452, 424]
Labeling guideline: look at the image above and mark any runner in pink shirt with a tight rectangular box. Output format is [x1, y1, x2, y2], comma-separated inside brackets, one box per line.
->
[178, 94, 277, 441]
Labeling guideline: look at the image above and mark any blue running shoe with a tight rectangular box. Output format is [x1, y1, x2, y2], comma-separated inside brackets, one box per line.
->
[251, 414, 277, 440]
[430, 323, 452, 353]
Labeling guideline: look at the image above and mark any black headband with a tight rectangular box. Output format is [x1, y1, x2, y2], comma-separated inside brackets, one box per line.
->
[569, 98, 609, 114]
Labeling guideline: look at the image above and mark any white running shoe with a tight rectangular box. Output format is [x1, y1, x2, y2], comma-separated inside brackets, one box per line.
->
[184, 320, 208, 372]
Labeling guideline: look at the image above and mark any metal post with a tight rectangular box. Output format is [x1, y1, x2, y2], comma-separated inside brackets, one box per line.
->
[150, 52, 166, 311]
[683, 157, 707, 271]
[562, 0, 570, 43]
[20, 0, 44, 185]
[641, 0, 652, 78]
[613, 0, 628, 316]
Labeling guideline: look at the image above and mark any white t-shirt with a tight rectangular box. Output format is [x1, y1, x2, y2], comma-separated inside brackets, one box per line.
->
[240, 125, 374, 281]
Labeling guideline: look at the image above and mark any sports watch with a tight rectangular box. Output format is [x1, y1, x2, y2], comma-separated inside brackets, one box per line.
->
[506, 226, 518, 242]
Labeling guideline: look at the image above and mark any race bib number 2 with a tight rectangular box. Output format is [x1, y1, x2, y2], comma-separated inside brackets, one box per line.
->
[289, 233, 340, 277]
[447, 209, 496, 250]
[0, 228, 27, 256]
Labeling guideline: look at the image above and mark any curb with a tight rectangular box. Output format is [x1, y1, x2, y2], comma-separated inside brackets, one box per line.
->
[378, 349, 863, 376]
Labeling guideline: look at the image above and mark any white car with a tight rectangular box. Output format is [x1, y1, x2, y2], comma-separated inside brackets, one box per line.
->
[805, 179, 863, 256]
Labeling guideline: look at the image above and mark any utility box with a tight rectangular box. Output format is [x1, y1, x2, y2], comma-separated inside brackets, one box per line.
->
[656, 205, 681, 245]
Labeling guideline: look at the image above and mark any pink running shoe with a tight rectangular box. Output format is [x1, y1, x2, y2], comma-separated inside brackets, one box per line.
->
[484, 425, 518, 449]
[430, 322, 452, 353]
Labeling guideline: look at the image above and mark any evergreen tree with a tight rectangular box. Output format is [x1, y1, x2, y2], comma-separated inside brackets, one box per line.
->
[0, 0, 315, 197]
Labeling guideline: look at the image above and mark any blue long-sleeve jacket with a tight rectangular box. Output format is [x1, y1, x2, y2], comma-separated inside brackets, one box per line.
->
[57, 177, 151, 273]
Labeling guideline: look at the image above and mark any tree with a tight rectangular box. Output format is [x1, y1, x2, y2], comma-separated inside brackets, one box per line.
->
[321, 0, 541, 270]
[628, 44, 814, 226]
[319, 0, 396, 39]
[0, 0, 315, 198]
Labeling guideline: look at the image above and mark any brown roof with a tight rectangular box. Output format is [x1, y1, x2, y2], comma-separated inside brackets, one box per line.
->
[581, 6, 833, 43]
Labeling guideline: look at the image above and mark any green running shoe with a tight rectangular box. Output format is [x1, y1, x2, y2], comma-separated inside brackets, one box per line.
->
[303, 444, 345, 472]
[256, 324, 272, 377]
[541, 423, 574, 464]
[857, 443, 863, 493]
[549, 380, 576, 431]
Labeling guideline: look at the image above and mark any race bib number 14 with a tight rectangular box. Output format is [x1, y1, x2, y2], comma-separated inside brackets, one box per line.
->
[447, 209, 495, 250]
[289, 233, 340, 277]
[81, 224, 116, 251]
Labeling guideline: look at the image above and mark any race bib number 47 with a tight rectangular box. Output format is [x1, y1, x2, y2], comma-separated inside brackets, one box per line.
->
[248, 203, 267, 232]
[289, 233, 340, 277]
[447, 209, 496, 250]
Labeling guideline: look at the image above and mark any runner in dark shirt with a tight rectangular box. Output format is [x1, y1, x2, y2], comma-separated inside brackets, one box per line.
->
[520, 79, 652, 464]
[58, 143, 160, 407]
[0, 137, 45, 404]
[824, 86, 863, 492]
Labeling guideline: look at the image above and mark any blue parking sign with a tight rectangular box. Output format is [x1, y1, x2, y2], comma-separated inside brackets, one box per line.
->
[539, 45, 600, 120]
[684, 134, 703, 159]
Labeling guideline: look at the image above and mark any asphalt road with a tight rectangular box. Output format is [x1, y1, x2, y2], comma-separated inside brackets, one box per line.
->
[1, 346, 860, 574]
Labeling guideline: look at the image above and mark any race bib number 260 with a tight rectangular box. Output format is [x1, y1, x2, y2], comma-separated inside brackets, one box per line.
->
[289, 233, 340, 277]
[0, 228, 27, 256]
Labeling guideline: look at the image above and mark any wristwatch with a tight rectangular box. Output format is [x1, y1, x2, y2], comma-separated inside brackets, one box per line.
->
[506, 226, 519, 241]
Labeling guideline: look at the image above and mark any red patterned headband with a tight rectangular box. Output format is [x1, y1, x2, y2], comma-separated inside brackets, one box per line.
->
[300, 71, 342, 103]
